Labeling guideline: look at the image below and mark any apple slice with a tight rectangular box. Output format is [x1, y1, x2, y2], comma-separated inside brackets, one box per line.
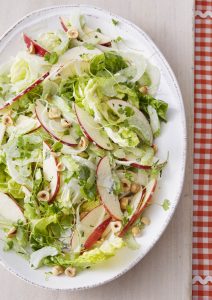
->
[97, 156, 123, 220]
[0, 192, 25, 223]
[35, 100, 78, 146]
[119, 179, 157, 237]
[84, 217, 112, 249]
[108, 99, 153, 145]
[71, 204, 109, 251]
[23, 33, 49, 57]
[74, 104, 112, 150]
[116, 158, 152, 170]
[43, 142, 60, 202]
[0, 72, 49, 111]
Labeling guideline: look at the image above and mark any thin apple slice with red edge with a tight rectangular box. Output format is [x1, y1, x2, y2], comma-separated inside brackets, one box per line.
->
[43, 142, 60, 202]
[23, 33, 49, 57]
[35, 100, 78, 146]
[108, 99, 153, 145]
[84, 217, 112, 250]
[0, 192, 25, 223]
[0, 72, 49, 111]
[71, 204, 109, 251]
[116, 158, 152, 170]
[97, 156, 123, 220]
[119, 179, 157, 237]
[74, 104, 113, 150]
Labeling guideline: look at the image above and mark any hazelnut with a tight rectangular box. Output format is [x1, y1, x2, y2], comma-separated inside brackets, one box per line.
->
[111, 221, 122, 233]
[139, 86, 148, 94]
[48, 107, 61, 119]
[67, 28, 79, 39]
[121, 178, 131, 193]
[52, 265, 64, 276]
[2, 115, 13, 126]
[141, 216, 150, 225]
[61, 118, 71, 128]
[130, 183, 140, 194]
[64, 266, 76, 277]
[120, 197, 129, 210]
[37, 190, 50, 202]
[7, 227, 17, 238]
[131, 226, 141, 237]
[79, 136, 88, 149]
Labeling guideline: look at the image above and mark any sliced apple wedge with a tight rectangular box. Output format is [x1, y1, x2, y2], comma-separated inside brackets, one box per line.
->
[108, 99, 153, 145]
[74, 104, 112, 150]
[23, 33, 49, 57]
[35, 100, 78, 146]
[0, 72, 49, 111]
[43, 142, 60, 202]
[116, 158, 151, 170]
[119, 179, 157, 237]
[0, 192, 25, 223]
[97, 156, 123, 220]
[71, 204, 109, 251]
[84, 217, 112, 250]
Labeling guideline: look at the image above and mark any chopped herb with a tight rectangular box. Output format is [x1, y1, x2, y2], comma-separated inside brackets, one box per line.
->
[44, 150, 50, 160]
[51, 141, 63, 152]
[113, 36, 123, 43]
[96, 28, 102, 33]
[118, 106, 135, 117]
[126, 205, 133, 215]
[162, 199, 170, 211]
[125, 172, 134, 182]
[63, 129, 70, 136]
[112, 19, 119, 26]
[44, 52, 59, 64]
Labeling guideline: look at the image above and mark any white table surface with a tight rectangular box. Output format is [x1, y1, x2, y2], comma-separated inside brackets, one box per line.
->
[0, 0, 193, 299]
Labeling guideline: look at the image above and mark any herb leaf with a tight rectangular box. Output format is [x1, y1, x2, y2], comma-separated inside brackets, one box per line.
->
[162, 199, 170, 211]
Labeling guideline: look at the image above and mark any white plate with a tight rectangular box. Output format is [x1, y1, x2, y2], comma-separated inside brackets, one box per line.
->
[0, 5, 186, 290]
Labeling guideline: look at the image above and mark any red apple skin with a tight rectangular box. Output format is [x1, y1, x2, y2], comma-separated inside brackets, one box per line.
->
[23, 33, 49, 57]
[84, 217, 112, 249]
[130, 163, 151, 170]
[119, 180, 157, 237]
[118, 158, 151, 170]
[59, 17, 68, 32]
[43, 142, 60, 203]
[0, 72, 49, 111]
[100, 41, 112, 47]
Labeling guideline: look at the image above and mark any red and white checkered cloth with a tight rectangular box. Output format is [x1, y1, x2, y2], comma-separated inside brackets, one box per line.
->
[193, 0, 212, 298]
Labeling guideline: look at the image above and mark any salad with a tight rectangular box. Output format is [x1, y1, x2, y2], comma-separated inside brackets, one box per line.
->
[0, 13, 168, 277]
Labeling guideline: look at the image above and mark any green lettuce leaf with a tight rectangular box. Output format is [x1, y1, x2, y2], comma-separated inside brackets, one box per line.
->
[139, 93, 168, 122]
[43, 236, 125, 269]
[90, 52, 128, 75]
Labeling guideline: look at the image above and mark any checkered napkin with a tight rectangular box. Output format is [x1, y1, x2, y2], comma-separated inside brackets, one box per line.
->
[193, 0, 212, 298]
